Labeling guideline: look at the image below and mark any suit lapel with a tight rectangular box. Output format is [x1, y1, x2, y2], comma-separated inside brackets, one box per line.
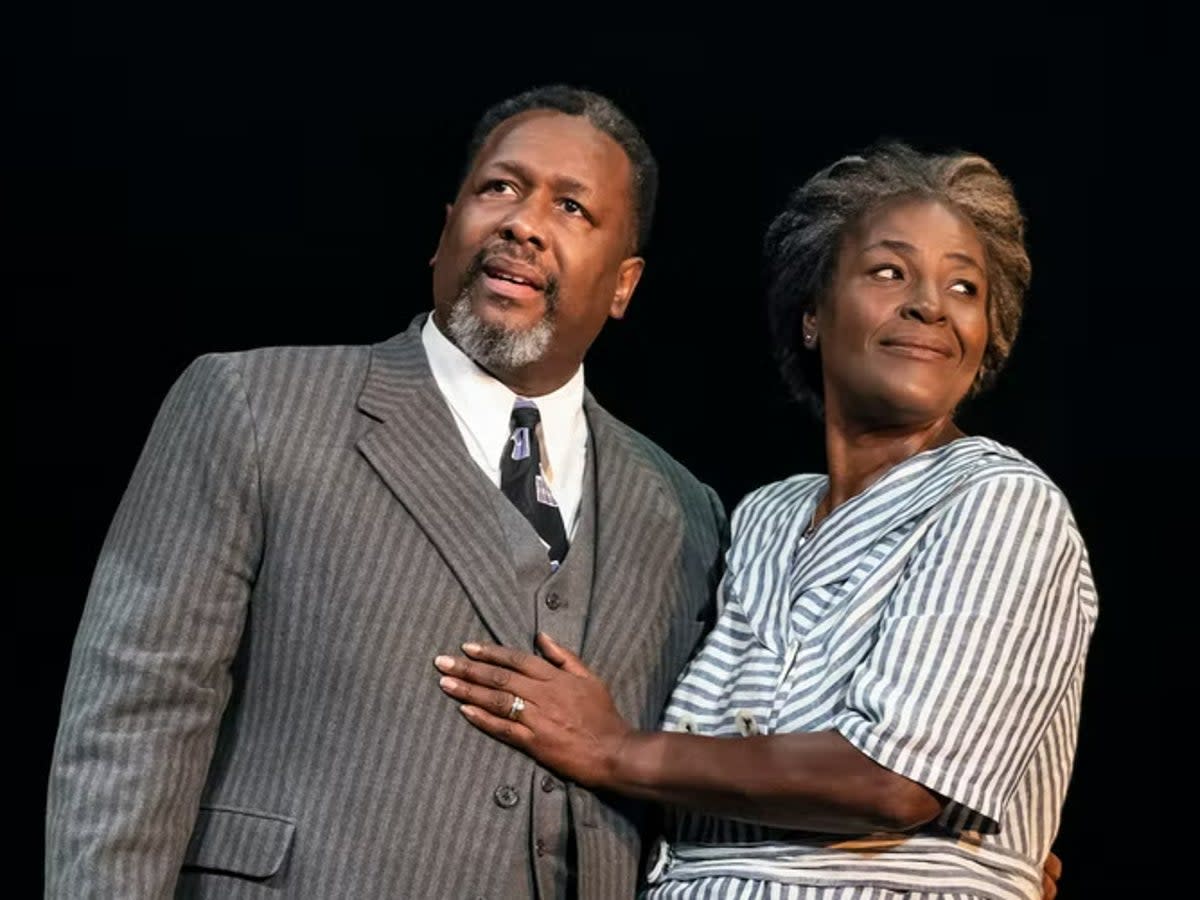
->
[355, 317, 526, 650]
[580, 395, 681, 679]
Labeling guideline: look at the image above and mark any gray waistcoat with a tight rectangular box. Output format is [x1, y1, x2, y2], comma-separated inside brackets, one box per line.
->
[489, 444, 596, 900]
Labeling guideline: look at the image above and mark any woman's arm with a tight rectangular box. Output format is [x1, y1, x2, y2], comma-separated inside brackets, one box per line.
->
[435, 634, 940, 833]
[438, 472, 1092, 841]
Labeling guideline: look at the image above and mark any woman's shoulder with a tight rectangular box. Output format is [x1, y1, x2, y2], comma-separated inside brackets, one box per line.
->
[943, 436, 1063, 494]
[933, 436, 1079, 530]
[737, 472, 826, 511]
[729, 473, 825, 535]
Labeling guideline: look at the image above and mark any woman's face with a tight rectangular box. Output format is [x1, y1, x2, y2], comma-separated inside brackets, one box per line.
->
[808, 197, 989, 429]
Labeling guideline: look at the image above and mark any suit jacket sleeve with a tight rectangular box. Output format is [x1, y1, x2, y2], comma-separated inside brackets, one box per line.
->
[704, 482, 730, 622]
[46, 353, 264, 899]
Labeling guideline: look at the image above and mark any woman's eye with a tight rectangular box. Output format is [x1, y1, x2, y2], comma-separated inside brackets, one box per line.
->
[871, 265, 903, 281]
[949, 280, 979, 297]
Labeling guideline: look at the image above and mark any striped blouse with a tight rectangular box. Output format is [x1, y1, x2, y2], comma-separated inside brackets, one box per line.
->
[643, 436, 1096, 900]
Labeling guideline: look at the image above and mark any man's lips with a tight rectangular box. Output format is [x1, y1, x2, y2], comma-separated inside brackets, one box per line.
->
[481, 257, 547, 291]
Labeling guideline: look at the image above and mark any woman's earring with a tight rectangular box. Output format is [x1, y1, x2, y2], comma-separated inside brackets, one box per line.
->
[803, 329, 818, 349]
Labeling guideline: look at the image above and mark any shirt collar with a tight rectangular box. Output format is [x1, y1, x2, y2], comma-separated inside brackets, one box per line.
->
[421, 313, 585, 465]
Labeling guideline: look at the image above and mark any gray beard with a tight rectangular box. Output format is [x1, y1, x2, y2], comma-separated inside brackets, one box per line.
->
[446, 292, 554, 371]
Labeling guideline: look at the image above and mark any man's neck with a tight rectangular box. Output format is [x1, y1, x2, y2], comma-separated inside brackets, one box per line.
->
[430, 310, 579, 397]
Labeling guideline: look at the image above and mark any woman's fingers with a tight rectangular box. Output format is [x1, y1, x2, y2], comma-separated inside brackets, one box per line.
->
[437, 675, 527, 720]
[1043, 850, 1062, 881]
[433, 654, 538, 698]
[536, 632, 591, 677]
[1041, 850, 1062, 899]
[458, 704, 536, 750]
[460, 641, 561, 679]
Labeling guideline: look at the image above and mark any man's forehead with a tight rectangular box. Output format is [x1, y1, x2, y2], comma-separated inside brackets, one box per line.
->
[470, 110, 631, 189]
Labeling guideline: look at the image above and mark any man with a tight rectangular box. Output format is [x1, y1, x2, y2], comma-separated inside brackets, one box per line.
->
[46, 85, 727, 899]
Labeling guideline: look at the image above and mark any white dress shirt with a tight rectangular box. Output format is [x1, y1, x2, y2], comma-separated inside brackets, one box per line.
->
[421, 315, 588, 537]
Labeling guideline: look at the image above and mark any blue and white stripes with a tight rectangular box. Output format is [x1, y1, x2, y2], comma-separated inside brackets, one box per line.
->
[647, 437, 1096, 900]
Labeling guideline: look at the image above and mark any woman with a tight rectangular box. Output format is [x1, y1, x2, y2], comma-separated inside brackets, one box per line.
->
[434, 142, 1095, 899]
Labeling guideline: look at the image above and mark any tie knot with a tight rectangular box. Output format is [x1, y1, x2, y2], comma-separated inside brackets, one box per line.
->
[510, 402, 541, 430]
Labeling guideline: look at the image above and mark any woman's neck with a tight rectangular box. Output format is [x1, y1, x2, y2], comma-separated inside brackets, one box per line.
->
[814, 416, 964, 527]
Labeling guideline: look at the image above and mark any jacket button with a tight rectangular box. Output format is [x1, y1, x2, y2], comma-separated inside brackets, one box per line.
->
[493, 784, 520, 809]
[545, 592, 564, 610]
[540, 774, 558, 793]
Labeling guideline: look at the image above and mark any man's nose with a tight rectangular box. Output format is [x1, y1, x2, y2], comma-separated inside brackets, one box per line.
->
[498, 200, 548, 251]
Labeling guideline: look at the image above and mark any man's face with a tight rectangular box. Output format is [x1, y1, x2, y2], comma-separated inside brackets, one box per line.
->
[431, 110, 644, 383]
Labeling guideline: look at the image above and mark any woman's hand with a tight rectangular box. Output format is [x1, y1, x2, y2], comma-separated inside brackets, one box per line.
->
[1041, 849, 1062, 899]
[434, 632, 635, 789]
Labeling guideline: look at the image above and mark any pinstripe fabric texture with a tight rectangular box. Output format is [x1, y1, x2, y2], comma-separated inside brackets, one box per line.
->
[46, 314, 727, 899]
[645, 438, 1096, 900]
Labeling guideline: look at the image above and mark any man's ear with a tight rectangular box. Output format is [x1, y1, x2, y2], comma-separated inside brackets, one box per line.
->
[608, 256, 645, 320]
[430, 203, 454, 266]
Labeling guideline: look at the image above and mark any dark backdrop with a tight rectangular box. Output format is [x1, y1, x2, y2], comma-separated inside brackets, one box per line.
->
[11, 11, 1155, 897]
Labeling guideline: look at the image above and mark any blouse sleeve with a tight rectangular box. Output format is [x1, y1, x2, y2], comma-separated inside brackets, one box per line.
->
[832, 472, 1095, 832]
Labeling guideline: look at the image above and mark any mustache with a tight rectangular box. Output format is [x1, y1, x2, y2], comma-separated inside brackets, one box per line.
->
[461, 245, 560, 310]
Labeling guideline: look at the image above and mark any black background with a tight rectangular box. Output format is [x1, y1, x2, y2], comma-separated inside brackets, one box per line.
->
[12, 10, 1157, 897]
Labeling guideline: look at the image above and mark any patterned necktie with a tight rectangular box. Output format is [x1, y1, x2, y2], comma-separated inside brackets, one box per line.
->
[500, 400, 569, 568]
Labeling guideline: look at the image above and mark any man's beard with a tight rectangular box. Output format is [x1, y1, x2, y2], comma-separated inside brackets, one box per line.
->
[446, 251, 560, 371]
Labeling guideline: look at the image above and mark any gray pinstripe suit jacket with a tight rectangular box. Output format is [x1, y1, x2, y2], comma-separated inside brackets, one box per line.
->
[46, 315, 727, 899]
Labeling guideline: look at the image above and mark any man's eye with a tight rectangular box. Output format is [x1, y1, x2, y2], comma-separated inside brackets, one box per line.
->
[560, 198, 586, 216]
[483, 180, 514, 194]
